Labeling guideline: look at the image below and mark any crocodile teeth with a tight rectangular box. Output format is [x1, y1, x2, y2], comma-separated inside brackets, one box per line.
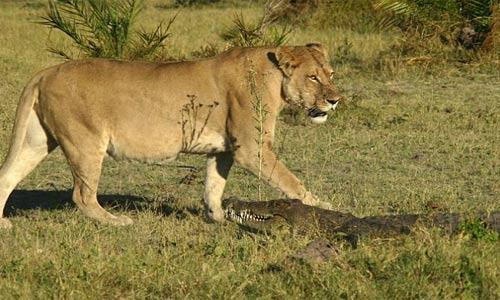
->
[224, 208, 271, 223]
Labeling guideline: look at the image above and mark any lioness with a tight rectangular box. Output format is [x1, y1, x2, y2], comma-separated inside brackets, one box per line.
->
[0, 44, 343, 229]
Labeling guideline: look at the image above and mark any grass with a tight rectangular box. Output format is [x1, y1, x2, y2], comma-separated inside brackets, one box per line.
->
[1, 0, 499, 298]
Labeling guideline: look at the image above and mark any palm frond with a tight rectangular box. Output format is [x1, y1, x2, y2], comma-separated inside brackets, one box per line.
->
[39, 0, 173, 60]
[374, 0, 416, 31]
[132, 13, 177, 59]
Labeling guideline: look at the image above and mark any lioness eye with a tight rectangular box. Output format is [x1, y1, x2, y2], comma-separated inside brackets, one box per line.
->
[329, 72, 334, 79]
[309, 75, 319, 82]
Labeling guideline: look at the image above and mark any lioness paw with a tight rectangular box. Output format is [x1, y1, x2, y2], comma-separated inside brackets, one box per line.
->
[104, 215, 133, 226]
[206, 208, 226, 223]
[316, 201, 333, 210]
[302, 192, 332, 210]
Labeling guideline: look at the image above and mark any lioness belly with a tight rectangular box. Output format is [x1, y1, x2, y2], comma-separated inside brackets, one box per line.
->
[181, 129, 229, 154]
[106, 127, 228, 163]
[106, 134, 181, 163]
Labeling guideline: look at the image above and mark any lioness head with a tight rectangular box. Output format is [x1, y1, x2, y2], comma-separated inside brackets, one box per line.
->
[272, 43, 343, 124]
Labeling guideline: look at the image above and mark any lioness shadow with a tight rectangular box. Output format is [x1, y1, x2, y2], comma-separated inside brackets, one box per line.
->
[4, 190, 202, 219]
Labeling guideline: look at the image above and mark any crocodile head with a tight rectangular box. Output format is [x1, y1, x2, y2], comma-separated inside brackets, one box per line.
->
[222, 197, 313, 233]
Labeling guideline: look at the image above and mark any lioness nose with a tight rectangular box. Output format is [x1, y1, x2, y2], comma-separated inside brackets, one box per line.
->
[327, 95, 342, 105]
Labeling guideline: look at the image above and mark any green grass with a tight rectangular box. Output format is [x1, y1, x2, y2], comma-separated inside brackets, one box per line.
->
[1, 1, 499, 298]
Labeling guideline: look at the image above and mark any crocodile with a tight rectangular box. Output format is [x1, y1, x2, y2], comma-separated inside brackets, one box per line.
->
[222, 197, 500, 246]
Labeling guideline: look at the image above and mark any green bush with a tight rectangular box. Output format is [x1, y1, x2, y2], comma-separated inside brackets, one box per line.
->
[40, 0, 176, 60]
[460, 0, 495, 34]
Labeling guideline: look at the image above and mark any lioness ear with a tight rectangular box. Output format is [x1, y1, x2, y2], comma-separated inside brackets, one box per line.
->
[271, 48, 298, 77]
[306, 43, 328, 57]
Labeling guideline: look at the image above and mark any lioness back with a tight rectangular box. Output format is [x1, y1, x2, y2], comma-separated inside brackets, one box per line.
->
[37, 57, 237, 161]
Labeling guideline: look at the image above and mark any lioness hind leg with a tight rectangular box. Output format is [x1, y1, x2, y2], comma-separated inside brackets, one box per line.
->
[61, 145, 132, 226]
[0, 111, 57, 229]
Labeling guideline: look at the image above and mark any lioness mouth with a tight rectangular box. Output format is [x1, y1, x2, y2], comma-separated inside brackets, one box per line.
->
[308, 109, 327, 118]
[308, 107, 328, 124]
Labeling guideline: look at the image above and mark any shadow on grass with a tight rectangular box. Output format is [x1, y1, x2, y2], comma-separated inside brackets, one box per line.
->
[4, 190, 202, 219]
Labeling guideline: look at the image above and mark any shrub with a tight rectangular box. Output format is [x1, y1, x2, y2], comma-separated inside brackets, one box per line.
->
[481, 3, 499, 52]
[374, 0, 495, 49]
[308, 0, 381, 33]
[40, 0, 176, 60]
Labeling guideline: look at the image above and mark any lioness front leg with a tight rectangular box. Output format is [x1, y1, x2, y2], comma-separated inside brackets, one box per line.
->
[236, 146, 332, 209]
[204, 152, 234, 222]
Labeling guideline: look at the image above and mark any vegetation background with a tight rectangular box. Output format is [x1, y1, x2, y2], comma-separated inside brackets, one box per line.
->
[0, 0, 499, 298]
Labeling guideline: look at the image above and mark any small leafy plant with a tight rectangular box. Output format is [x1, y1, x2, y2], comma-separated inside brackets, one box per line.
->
[40, 0, 176, 60]
[247, 64, 269, 201]
[221, 0, 293, 47]
[458, 218, 499, 241]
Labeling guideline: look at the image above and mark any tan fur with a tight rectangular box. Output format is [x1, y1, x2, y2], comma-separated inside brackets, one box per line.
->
[0, 44, 343, 228]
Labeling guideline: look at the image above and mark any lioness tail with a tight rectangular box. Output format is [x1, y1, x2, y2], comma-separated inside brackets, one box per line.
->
[0, 75, 41, 175]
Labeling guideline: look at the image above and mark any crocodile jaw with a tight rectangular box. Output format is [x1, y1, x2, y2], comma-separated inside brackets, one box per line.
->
[222, 197, 302, 232]
[224, 208, 273, 225]
[222, 198, 278, 230]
